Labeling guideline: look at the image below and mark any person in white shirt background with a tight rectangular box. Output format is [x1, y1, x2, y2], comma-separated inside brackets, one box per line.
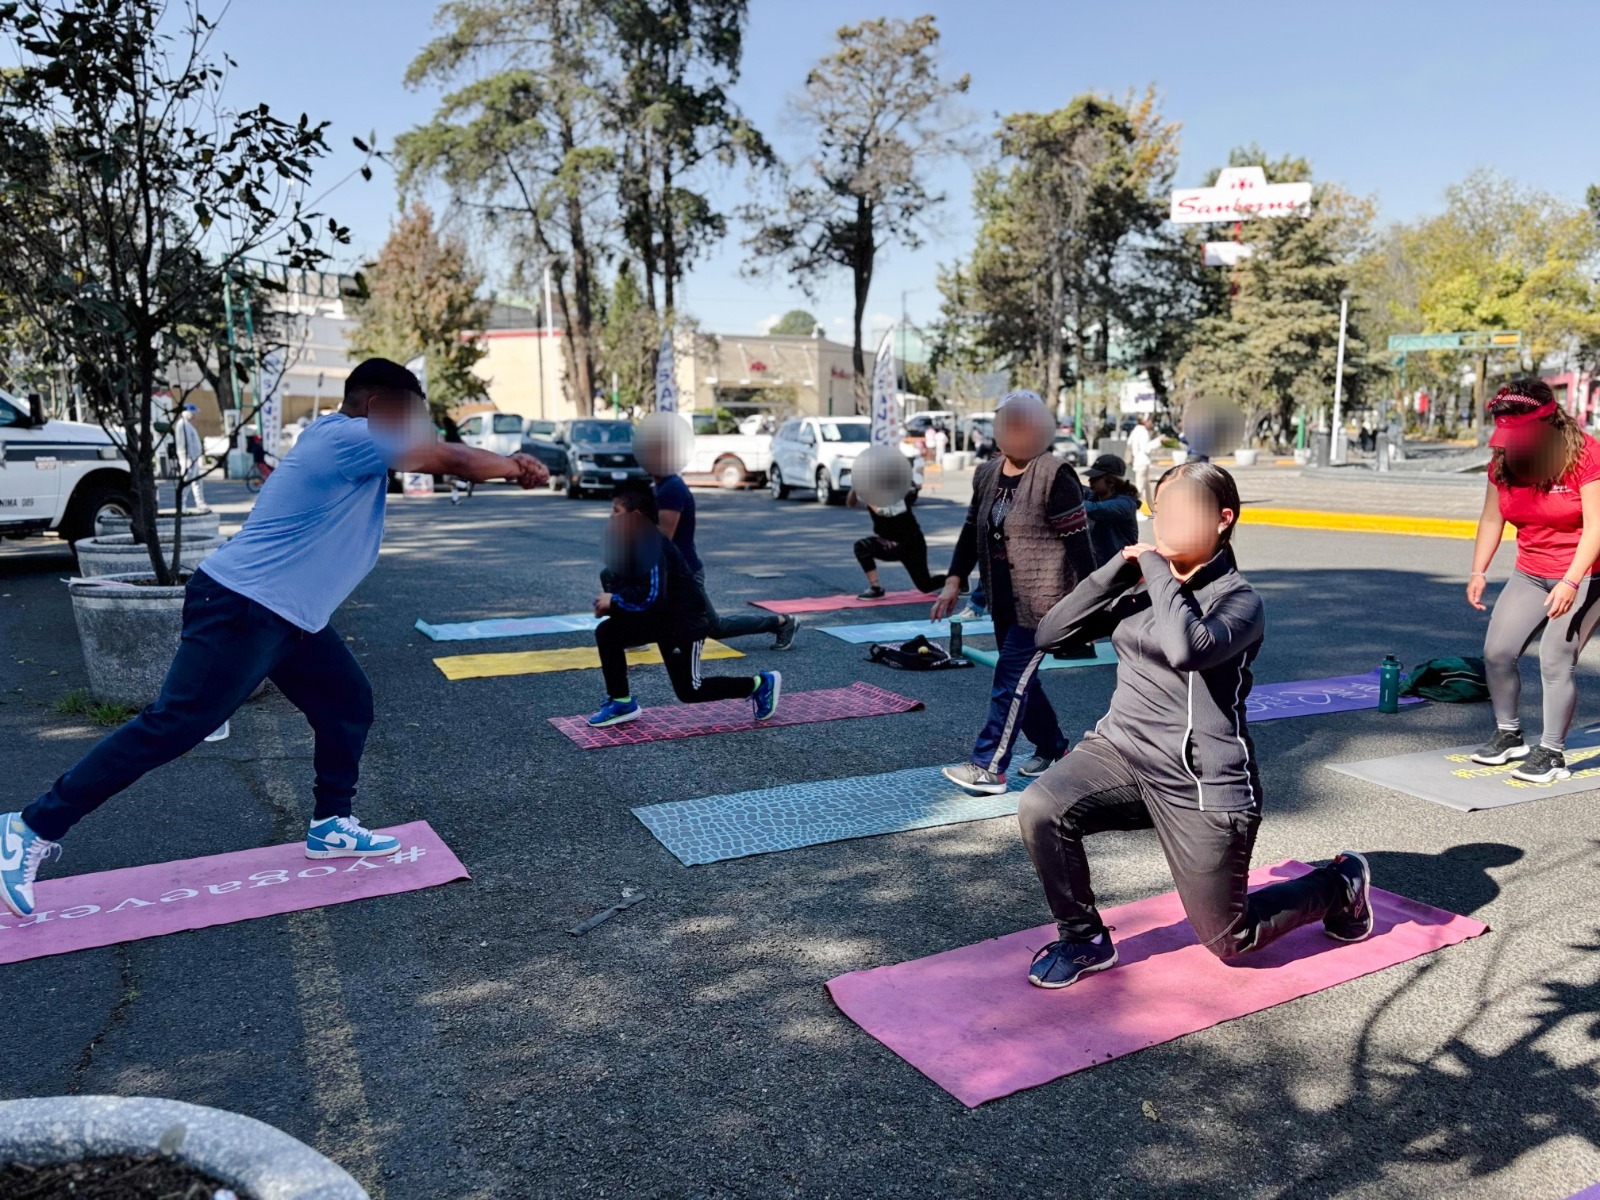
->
[1127, 414, 1155, 514]
[176, 403, 206, 512]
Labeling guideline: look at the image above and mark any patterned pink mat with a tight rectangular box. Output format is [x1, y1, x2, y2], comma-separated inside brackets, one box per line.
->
[748, 589, 937, 614]
[550, 681, 925, 748]
[0, 821, 468, 966]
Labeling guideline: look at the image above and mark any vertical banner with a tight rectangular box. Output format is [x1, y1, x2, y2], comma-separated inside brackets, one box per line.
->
[655, 327, 678, 414]
[870, 327, 900, 446]
[405, 354, 428, 398]
[258, 349, 284, 463]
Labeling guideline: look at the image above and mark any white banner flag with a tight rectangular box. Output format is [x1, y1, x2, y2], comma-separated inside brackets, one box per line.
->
[870, 327, 900, 446]
[655, 328, 677, 414]
[258, 349, 284, 462]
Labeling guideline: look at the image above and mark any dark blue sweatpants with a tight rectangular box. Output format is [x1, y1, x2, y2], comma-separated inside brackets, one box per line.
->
[969, 621, 1068, 776]
[24, 571, 373, 841]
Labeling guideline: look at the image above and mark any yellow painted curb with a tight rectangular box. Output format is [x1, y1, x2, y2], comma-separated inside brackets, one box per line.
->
[434, 639, 743, 681]
[1243, 508, 1505, 540]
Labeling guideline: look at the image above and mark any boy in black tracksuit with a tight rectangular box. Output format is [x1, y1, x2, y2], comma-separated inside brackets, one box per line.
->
[588, 485, 780, 728]
[851, 490, 938, 598]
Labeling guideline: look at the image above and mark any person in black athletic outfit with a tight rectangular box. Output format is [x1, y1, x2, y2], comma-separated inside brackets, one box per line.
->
[850, 488, 938, 597]
[1016, 461, 1373, 989]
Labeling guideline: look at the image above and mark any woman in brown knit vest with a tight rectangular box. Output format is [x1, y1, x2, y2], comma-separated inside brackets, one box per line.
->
[932, 392, 1098, 794]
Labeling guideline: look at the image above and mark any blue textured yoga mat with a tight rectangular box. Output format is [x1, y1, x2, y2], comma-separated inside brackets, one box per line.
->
[817, 617, 997, 644]
[962, 643, 1119, 670]
[633, 766, 1029, 866]
[415, 614, 600, 641]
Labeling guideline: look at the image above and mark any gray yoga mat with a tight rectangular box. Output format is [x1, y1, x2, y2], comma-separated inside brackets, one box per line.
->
[818, 617, 997, 644]
[1327, 725, 1600, 811]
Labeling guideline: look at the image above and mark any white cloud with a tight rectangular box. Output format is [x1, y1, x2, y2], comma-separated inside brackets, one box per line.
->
[757, 312, 782, 334]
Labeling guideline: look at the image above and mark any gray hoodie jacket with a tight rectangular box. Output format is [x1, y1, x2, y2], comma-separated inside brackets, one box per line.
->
[1035, 550, 1265, 811]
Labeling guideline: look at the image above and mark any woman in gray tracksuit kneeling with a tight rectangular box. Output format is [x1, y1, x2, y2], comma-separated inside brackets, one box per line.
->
[1016, 462, 1374, 990]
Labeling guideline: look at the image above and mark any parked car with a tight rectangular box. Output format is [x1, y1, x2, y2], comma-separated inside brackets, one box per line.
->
[524, 418, 558, 440]
[0, 388, 133, 545]
[458, 411, 529, 458]
[767, 416, 923, 506]
[686, 410, 773, 489]
[1051, 432, 1087, 465]
[532, 419, 649, 499]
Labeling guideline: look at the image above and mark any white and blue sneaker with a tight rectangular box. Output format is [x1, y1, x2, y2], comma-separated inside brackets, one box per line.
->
[587, 697, 641, 727]
[1, 812, 60, 919]
[752, 671, 782, 721]
[305, 815, 401, 860]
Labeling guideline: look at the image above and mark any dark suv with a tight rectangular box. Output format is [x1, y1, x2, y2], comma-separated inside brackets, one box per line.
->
[527, 419, 649, 499]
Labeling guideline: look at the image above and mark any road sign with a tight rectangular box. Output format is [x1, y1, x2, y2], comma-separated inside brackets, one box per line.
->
[1386, 331, 1523, 352]
[1170, 166, 1312, 225]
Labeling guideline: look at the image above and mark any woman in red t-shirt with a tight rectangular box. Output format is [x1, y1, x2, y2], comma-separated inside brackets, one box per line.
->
[1467, 380, 1600, 782]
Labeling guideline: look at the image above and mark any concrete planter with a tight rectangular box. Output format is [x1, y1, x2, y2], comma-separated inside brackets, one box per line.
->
[76, 534, 225, 579]
[0, 1095, 367, 1200]
[1293, 448, 1312, 465]
[1170, 448, 1189, 465]
[939, 451, 971, 471]
[95, 509, 221, 540]
[1233, 448, 1259, 467]
[68, 573, 186, 707]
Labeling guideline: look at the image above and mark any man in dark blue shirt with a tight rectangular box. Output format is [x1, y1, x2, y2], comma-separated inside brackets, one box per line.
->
[641, 435, 798, 651]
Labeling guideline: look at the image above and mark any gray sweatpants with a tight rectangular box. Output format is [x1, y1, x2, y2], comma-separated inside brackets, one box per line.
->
[1483, 571, 1600, 749]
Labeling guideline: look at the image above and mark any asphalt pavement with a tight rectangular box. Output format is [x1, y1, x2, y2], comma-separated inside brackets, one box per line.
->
[2, 478, 1599, 1199]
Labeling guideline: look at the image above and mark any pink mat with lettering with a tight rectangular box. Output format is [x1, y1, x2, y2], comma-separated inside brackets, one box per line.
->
[0, 821, 467, 965]
[551, 681, 924, 749]
[826, 860, 1488, 1106]
[748, 589, 937, 614]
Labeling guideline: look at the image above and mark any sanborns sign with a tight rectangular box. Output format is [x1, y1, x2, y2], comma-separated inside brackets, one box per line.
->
[1170, 166, 1311, 225]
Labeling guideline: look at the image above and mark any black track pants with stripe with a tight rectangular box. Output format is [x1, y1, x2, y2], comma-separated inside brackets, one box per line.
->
[595, 612, 756, 704]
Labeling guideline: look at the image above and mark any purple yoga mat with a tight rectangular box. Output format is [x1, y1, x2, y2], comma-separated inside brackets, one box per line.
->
[827, 860, 1488, 1107]
[550, 682, 925, 749]
[1247, 671, 1422, 721]
[0, 821, 468, 966]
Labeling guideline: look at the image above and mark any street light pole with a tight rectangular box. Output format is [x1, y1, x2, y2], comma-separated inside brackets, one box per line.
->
[1331, 291, 1351, 465]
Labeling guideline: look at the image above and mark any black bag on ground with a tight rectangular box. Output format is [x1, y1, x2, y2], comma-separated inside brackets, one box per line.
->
[1401, 656, 1490, 703]
[867, 634, 973, 671]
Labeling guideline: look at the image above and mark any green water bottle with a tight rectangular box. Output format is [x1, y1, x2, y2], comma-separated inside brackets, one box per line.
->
[1378, 655, 1401, 714]
[949, 617, 963, 656]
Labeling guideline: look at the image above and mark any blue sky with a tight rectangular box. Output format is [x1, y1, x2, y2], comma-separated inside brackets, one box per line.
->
[222, 0, 1599, 340]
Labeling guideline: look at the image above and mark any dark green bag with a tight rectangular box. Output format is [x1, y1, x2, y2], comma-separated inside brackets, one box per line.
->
[1401, 656, 1490, 703]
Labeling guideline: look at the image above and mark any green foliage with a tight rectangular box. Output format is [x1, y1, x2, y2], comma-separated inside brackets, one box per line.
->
[0, 0, 347, 583]
[55, 689, 138, 727]
[597, 262, 660, 412]
[349, 203, 490, 416]
[1175, 151, 1376, 447]
[742, 15, 970, 407]
[769, 309, 819, 336]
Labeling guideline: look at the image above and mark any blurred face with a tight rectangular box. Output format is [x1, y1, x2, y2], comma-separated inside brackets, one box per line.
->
[634, 412, 693, 478]
[365, 390, 432, 449]
[1153, 476, 1233, 567]
[603, 507, 657, 575]
[994, 400, 1054, 461]
[1500, 422, 1564, 484]
[1089, 475, 1113, 499]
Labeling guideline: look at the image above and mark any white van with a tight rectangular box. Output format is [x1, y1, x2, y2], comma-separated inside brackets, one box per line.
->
[458, 412, 529, 458]
[766, 416, 923, 505]
[0, 389, 133, 545]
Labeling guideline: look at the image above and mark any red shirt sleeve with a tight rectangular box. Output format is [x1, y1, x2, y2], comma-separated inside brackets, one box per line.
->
[1576, 436, 1600, 488]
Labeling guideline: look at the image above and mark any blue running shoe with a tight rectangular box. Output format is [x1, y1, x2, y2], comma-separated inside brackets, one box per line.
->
[587, 697, 641, 728]
[752, 670, 782, 721]
[305, 815, 401, 860]
[1028, 933, 1117, 989]
[0, 812, 60, 919]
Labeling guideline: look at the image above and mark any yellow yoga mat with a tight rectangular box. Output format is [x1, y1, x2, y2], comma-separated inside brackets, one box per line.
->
[433, 640, 743, 681]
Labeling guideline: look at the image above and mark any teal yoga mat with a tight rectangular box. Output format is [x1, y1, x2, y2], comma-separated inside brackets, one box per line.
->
[634, 765, 1029, 866]
[962, 643, 1119, 670]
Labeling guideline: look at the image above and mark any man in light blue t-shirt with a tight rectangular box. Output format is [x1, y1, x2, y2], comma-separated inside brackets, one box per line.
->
[1, 359, 547, 917]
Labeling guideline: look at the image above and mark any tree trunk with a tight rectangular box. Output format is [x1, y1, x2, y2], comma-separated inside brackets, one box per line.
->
[661, 153, 677, 314]
[850, 199, 875, 415]
[1043, 263, 1064, 410]
[551, 272, 591, 416]
[1473, 352, 1487, 446]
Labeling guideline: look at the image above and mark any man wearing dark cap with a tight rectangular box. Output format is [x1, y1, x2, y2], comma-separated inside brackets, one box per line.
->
[0, 359, 547, 917]
[1083, 453, 1141, 567]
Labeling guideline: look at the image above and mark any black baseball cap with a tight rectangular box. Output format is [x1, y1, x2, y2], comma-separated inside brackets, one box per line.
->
[1085, 454, 1126, 480]
[345, 357, 424, 399]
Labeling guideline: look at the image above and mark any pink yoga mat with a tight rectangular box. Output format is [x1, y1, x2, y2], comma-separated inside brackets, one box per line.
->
[827, 860, 1488, 1107]
[550, 681, 924, 748]
[0, 821, 468, 966]
[748, 589, 937, 614]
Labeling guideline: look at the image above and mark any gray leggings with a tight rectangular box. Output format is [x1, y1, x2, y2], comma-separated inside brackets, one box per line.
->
[1483, 571, 1600, 748]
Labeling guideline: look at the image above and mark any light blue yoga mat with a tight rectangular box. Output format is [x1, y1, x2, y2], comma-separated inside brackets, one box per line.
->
[817, 618, 997, 644]
[414, 614, 601, 641]
[962, 642, 1120, 670]
[634, 766, 1030, 866]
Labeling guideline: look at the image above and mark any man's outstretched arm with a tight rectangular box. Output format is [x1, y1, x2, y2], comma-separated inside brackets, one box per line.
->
[399, 444, 548, 488]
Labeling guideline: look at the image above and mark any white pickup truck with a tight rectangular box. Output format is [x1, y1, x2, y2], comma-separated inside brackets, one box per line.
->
[685, 411, 774, 489]
[0, 389, 134, 545]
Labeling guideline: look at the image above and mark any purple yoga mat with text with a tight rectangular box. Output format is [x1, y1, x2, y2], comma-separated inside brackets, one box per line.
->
[826, 860, 1487, 1107]
[550, 681, 924, 748]
[0, 821, 468, 966]
[748, 589, 937, 615]
[1248, 671, 1423, 721]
